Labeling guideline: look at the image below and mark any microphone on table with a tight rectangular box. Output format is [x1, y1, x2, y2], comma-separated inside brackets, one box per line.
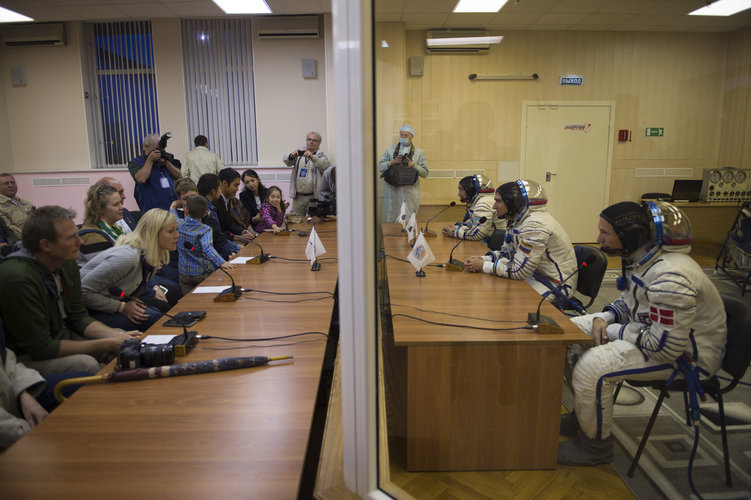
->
[527, 254, 596, 334]
[244, 238, 271, 264]
[423, 201, 456, 237]
[108, 286, 198, 355]
[183, 241, 242, 302]
[445, 217, 487, 272]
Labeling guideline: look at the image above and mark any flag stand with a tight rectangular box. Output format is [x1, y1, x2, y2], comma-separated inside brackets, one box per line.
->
[415, 268, 426, 278]
[311, 259, 321, 271]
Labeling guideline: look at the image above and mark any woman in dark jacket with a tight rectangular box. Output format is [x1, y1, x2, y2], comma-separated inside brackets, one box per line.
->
[239, 169, 268, 228]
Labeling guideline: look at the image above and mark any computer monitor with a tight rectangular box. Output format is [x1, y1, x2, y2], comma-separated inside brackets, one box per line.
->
[671, 179, 703, 202]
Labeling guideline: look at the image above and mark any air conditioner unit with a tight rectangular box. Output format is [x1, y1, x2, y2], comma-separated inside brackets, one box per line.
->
[425, 30, 494, 54]
[3, 23, 66, 47]
[257, 16, 320, 39]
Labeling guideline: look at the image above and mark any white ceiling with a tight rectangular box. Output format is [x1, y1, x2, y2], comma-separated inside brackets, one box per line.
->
[1, 0, 750, 33]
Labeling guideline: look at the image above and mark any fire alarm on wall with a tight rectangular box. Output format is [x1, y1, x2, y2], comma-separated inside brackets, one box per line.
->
[618, 129, 631, 142]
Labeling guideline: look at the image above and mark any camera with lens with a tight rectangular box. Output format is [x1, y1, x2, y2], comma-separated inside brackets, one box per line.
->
[158, 132, 176, 162]
[117, 338, 175, 371]
[297, 149, 306, 157]
[307, 197, 336, 218]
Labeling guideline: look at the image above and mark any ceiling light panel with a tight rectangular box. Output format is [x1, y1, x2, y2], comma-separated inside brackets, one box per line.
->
[453, 0, 508, 13]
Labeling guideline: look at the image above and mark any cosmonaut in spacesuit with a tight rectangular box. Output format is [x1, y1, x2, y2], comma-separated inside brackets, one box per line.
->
[558, 201, 727, 465]
[464, 179, 578, 300]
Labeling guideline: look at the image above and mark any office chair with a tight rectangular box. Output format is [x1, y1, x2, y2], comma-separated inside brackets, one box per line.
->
[557, 245, 608, 313]
[571, 245, 608, 310]
[486, 229, 506, 251]
[613, 294, 751, 486]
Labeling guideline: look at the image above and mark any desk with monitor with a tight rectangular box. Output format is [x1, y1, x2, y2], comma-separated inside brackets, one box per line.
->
[382, 223, 590, 471]
[0, 220, 339, 499]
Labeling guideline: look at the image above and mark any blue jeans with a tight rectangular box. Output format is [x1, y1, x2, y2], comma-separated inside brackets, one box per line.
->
[38, 372, 91, 412]
[89, 306, 163, 332]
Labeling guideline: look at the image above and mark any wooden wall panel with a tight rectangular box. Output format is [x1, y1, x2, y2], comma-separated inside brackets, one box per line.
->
[376, 25, 750, 206]
[720, 28, 751, 170]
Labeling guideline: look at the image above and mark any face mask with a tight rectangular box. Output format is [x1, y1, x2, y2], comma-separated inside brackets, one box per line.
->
[399, 137, 410, 147]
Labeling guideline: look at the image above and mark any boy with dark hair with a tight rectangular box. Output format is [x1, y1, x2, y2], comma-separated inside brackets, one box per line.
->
[195, 174, 240, 259]
[170, 196, 234, 295]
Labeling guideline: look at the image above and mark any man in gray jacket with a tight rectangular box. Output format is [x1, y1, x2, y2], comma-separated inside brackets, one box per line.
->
[283, 131, 331, 219]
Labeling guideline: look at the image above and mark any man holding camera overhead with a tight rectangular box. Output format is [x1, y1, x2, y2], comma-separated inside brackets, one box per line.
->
[283, 131, 331, 219]
[128, 133, 182, 213]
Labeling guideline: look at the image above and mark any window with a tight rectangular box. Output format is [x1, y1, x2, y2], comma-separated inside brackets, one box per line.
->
[182, 18, 258, 166]
[85, 21, 159, 168]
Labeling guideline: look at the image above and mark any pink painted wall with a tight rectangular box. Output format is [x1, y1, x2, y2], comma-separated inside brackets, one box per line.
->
[10, 168, 292, 225]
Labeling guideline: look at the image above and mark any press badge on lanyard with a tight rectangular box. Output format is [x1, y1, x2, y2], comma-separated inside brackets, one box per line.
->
[299, 158, 309, 178]
[160, 172, 170, 189]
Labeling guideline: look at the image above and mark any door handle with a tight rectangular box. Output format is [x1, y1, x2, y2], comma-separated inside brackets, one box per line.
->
[545, 171, 557, 182]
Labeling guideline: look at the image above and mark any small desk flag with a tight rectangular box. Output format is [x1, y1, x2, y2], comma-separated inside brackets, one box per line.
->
[396, 201, 407, 228]
[406, 212, 417, 244]
[407, 233, 435, 271]
[305, 226, 327, 263]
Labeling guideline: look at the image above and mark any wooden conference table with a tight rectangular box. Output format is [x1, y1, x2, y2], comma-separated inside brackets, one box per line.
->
[0, 220, 339, 499]
[382, 223, 590, 471]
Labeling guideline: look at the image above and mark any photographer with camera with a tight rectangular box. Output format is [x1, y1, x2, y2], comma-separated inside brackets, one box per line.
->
[128, 133, 182, 213]
[283, 131, 330, 220]
[308, 166, 336, 219]
[378, 124, 429, 223]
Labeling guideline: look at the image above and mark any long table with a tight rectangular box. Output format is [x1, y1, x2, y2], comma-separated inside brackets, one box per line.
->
[382, 223, 590, 471]
[0, 220, 339, 499]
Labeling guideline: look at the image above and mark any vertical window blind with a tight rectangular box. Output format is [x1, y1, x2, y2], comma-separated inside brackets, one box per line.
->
[89, 21, 159, 168]
[182, 18, 258, 166]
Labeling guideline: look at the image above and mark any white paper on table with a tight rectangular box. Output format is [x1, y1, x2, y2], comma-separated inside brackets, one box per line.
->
[191, 286, 228, 294]
[141, 334, 178, 344]
[230, 256, 253, 264]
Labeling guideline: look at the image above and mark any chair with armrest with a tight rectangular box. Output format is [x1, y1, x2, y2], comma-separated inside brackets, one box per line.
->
[613, 294, 751, 486]
[571, 245, 608, 311]
[486, 229, 506, 251]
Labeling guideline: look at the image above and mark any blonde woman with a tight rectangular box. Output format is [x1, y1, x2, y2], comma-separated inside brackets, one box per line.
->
[80, 183, 124, 246]
[79, 209, 178, 331]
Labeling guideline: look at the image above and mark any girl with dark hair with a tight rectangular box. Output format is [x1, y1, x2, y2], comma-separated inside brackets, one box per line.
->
[254, 186, 287, 234]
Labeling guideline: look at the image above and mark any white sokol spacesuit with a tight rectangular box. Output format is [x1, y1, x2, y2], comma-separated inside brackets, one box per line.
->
[480, 180, 578, 298]
[449, 175, 503, 241]
[559, 201, 727, 466]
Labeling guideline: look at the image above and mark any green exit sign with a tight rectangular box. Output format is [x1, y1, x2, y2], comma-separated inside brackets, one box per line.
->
[645, 127, 664, 137]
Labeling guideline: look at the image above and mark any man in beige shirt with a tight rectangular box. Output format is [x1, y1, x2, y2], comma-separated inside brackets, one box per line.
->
[0, 173, 34, 240]
[182, 135, 225, 184]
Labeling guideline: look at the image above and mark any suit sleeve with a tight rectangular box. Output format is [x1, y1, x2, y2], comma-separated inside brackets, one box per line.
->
[378, 147, 394, 173]
[481, 220, 551, 280]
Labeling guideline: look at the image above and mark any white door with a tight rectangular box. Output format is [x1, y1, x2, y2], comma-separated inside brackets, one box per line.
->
[521, 102, 614, 243]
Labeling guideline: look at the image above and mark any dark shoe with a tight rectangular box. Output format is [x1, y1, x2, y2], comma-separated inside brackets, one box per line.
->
[558, 429, 614, 466]
[559, 412, 579, 437]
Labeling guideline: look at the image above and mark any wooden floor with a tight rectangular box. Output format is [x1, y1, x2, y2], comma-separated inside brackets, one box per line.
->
[313, 240, 723, 499]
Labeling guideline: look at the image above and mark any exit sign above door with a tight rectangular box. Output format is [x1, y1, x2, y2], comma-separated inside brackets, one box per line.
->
[645, 127, 664, 137]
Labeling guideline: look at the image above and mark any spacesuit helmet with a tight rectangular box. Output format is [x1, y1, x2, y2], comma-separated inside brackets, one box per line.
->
[600, 200, 692, 258]
[459, 175, 493, 204]
[496, 179, 547, 224]
[599, 201, 651, 256]
[646, 201, 693, 249]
